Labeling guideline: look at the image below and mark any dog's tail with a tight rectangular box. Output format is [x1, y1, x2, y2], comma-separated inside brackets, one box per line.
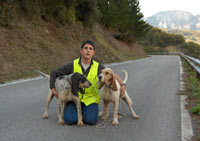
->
[122, 70, 128, 84]
[34, 70, 50, 80]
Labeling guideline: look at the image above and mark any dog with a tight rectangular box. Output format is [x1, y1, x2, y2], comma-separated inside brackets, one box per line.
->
[98, 68, 139, 126]
[35, 70, 91, 126]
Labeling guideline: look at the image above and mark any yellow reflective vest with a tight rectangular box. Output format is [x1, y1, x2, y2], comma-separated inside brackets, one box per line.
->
[73, 58, 100, 106]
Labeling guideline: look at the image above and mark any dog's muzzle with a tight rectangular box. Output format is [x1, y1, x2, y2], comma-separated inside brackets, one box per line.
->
[98, 74, 104, 82]
[87, 80, 92, 87]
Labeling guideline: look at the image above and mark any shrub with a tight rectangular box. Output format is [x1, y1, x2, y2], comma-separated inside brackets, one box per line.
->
[0, 0, 15, 27]
[190, 102, 200, 115]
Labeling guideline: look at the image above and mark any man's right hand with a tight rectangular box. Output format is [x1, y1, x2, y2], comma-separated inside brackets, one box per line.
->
[52, 88, 59, 99]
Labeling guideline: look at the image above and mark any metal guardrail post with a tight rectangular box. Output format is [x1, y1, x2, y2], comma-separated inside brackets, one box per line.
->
[196, 71, 200, 80]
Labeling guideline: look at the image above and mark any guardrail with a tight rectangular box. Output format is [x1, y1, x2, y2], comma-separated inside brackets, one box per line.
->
[148, 52, 200, 79]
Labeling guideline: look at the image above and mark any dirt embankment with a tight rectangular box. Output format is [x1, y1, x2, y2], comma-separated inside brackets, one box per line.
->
[0, 18, 146, 83]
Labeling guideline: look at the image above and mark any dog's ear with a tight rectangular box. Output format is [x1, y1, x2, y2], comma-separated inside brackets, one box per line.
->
[71, 78, 79, 96]
[111, 74, 118, 91]
[79, 88, 84, 94]
[98, 82, 104, 89]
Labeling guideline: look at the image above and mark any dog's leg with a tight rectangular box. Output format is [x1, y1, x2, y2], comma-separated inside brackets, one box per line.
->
[58, 100, 65, 125]
[100, 100, 109, 120]
[112, 99, 120, 126]
[98, 110, 104, 117]
[73, 96, 84, 127]
[123, 93, 139, 119]
[42, 90, 54, 119]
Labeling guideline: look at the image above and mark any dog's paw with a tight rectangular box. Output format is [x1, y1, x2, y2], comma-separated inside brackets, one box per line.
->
[42, 114, 48, 119]
[98, 111, 104, 117]
[100, 116, 108, 121]
[112, 120, 119, 126]
[134, 115, 140, 119]
[58, 120, 65, 125]
[77, 121, 84, 127]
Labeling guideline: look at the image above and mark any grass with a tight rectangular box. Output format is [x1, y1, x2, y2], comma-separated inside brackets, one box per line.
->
[182, 58, 200, 140]
[188, 74, 200, 115]
[183, 61, 200, 114]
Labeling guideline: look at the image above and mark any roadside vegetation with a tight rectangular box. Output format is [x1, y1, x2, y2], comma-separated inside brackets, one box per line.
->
[139, 26, 200, 60]
[182, 58, 200, 140]
[187, 69, 200, 115]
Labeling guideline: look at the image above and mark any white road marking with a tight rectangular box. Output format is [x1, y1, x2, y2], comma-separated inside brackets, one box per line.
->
[178, 56, 194, 141]
[0, 77, 44, 87]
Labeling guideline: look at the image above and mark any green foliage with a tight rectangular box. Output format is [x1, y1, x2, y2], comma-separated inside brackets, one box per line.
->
[140, 26, 185, 50]
[0, 0, 16, 27]
[186, 69, 200, 115]
[76, 0, 100, 28]
[98, 0, 149, 41]
[190, 102, 200, 115]
[19, 0, 41, 15]
[53, 5, 75, 25]
[182, 41, 200, 59]
[143, 46, 157, 53]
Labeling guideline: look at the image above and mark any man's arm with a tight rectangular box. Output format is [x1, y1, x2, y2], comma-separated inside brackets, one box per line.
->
[50, 62, 73, 98]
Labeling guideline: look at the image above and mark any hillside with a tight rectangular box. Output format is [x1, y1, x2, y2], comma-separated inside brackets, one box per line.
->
[167, 29, 200, 45]
[0, 18, 146, 84]
[146, 10, 200, 30]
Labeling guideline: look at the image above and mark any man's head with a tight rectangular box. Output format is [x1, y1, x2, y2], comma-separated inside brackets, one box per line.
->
[81, 40, 95, 50]
[80, 40, 96, 61]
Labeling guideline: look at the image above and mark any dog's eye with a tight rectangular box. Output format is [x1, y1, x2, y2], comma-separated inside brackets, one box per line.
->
[105, 72, 109, 75]
[81, 79, 85, 82]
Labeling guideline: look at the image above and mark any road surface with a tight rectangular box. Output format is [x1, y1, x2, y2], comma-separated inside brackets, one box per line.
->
[0, 56, 182, 141]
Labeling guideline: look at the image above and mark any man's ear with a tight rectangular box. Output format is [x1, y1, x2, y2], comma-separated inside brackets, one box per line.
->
[111, 74, 118, 91]
[80, 48, 83, 56]
[71, 79, 79, 96]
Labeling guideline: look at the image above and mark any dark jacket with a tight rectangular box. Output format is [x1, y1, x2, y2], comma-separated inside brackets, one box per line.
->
[50, 58, 105, 89]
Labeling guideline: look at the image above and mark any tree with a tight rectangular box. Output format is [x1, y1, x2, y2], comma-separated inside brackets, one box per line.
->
[76, 0, 100, 28]
[97, 0, 149, 41]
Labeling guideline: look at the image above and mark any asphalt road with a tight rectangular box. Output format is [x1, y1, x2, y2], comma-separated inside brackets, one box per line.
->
[0, 56, 181, 141]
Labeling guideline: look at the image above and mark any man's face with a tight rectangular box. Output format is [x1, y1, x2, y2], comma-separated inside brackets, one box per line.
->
[80, 43, 96, 60]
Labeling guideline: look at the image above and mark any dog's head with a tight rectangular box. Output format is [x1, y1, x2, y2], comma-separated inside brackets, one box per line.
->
[71, 73, 91, 96]
[98, 68, 117, 91]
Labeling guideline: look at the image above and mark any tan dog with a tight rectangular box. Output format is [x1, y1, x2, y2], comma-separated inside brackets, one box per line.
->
[98, 68, 139, 126]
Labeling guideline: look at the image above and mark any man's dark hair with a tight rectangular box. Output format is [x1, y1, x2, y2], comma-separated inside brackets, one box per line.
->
[81, 40, 95, 50]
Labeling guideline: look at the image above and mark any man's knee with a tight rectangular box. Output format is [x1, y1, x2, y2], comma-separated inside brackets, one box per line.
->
[63, 102, 78, 125]
[64, 116, 77, 125]
[82, 103, 99, 125]
[83, 115, 98, 125]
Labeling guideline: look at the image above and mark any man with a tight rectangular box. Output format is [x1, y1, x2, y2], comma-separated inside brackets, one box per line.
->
[50, 40, 125, 125]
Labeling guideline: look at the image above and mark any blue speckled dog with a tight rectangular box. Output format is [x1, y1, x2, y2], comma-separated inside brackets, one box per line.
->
[35, 70, 91, 126]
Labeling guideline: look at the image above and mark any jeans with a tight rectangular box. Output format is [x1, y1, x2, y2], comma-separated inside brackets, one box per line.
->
[63, 102, 99, 125]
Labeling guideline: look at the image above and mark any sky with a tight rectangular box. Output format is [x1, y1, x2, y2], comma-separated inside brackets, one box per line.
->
[139, 0, 200, 17]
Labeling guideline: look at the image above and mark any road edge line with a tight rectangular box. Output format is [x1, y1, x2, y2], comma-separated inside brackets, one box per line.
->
[0, 77, 43, 87]
[178, 56, 194, 141]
